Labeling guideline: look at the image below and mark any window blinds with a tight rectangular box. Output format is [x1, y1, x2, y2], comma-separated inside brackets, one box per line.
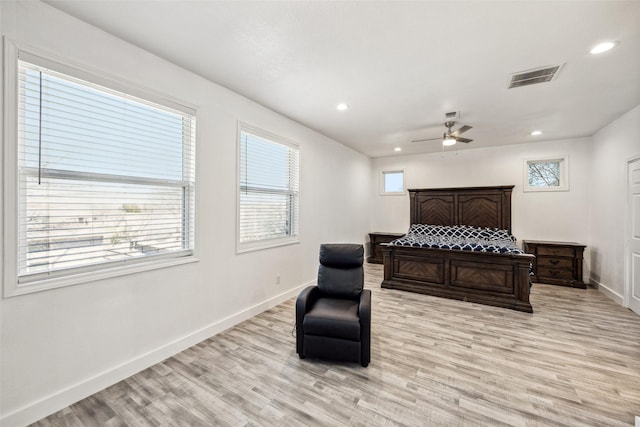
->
[17, 60, 196, 282]
[239, 129, 299, 246]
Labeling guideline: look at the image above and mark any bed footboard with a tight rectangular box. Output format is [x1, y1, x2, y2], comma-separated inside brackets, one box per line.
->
[382, 244, 534, 313]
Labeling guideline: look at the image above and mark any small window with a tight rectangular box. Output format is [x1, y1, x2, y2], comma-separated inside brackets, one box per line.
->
[524, 156, 569, 192]
[237, 124, 299, 252]
[381, 170, 405, 195]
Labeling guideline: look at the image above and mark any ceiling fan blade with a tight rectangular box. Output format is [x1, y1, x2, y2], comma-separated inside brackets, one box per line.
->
[413, 125, 474, 143]
[411, 137, 443, 142]
[454, 137, 473, 143]
[450, 125, 472, 137]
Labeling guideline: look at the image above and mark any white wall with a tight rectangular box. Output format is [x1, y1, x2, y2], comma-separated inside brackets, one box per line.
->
[372, 137, 593, 250]
[1, 1, 635, 425]
[0, 2, 371, 425]
[589, 105, 640, 303]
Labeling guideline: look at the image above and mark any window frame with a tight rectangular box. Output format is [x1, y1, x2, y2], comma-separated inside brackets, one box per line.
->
[380, 169, 406, 195]
[3, 40, 198, 297]
[523, 155, 569, 192]
[236, 122, 300, 253]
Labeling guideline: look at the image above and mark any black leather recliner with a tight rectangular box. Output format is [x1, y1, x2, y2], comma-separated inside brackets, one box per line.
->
[296, 244, 371, 367]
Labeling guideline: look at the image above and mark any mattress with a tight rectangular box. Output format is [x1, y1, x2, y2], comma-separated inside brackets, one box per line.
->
[389, 224, 524, 255]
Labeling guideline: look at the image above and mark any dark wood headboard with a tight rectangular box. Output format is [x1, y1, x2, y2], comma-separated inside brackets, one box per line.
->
[409, 186, 514, 232]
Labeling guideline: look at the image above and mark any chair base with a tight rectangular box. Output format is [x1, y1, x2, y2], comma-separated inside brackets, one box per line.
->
[301, 335, 364, 365]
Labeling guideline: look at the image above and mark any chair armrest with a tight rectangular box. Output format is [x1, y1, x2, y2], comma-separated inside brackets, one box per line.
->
[359, 289, 371, 366]
[358, 289, 371, 324]
[296, 285, 319, 316]
[296, 286, 319, 354]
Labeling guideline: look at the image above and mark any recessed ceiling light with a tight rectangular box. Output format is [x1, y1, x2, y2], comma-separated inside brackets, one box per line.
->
[394, 147, 402, 152]
[590, 41, 617, 54]
[531, 130, 543, 136]
[336, 103, 349, 111]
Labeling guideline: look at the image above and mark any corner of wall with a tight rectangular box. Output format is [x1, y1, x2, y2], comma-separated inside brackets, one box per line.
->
[588, 276, 624, 305]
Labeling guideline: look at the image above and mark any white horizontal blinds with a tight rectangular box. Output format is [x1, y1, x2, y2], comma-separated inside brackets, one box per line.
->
[239, 129, 299, 244]
[17, 60, 196, 281]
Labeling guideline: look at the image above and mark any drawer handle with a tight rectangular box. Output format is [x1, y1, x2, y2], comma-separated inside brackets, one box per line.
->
[549, 259, 559, 265]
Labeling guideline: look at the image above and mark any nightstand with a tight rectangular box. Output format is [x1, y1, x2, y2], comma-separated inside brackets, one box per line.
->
[367, 232, 405, 264]
[522, 240, 586, 288]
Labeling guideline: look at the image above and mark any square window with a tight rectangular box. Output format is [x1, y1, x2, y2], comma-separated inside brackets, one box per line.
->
[523, 156, 569, 192]
[381, 170, 405, 195]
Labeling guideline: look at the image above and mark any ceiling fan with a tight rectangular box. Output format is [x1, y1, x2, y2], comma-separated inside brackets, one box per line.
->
[412, 121, 473, 145]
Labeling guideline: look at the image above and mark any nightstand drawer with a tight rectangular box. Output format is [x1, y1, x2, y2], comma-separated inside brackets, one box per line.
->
[537, 257, 573, 269]
[537, 267, 574, 280]
[537, 246, 575, 257]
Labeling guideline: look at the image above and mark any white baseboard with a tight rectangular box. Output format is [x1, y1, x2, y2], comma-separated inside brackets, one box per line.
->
[1, 281, 312, 427]
[589, 277, 624, 306]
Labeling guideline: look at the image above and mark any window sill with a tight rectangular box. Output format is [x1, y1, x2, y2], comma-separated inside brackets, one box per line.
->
[379, 191, 407, 196]
[236, 237, 300, 254]
[523, 186, 569, 192]
[5, 255, 200, 298]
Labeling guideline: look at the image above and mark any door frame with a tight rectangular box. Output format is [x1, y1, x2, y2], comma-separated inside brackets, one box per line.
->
[625, 154, 640, 309]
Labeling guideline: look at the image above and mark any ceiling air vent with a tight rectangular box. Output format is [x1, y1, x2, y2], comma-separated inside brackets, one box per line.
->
[508, 65, 562, 89]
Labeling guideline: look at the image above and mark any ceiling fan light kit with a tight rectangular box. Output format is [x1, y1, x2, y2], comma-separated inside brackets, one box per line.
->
[443, 137, 457, 146]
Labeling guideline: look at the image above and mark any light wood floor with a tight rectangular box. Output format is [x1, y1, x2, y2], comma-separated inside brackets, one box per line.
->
[34, 264, 640, 426]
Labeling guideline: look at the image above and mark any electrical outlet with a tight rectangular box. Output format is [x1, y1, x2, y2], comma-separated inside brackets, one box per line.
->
[276, 274, 280, 284]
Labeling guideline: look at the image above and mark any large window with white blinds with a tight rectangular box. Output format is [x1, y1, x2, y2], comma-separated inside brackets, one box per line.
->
[12, 55, 196, 286]
[238, 125, 299, 252]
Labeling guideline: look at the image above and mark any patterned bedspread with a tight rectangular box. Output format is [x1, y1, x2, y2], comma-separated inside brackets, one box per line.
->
[389, 224, 524, 254]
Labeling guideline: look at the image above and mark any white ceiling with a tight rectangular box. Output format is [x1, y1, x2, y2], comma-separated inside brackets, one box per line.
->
[45, 0, 640, 158]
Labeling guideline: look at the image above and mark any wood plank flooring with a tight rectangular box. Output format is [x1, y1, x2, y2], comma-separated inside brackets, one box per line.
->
[33, 264, 640, 426]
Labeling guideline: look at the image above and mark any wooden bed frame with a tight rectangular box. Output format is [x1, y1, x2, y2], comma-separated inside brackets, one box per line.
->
[381, 186, 534, 313]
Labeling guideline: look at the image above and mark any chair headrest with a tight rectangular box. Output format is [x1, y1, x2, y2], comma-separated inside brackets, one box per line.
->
[319, 244, 364, 268]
